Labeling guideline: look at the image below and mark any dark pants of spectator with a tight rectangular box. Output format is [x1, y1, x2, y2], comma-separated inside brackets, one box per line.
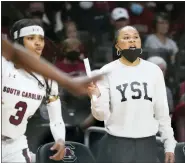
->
[96, 133, 158, 163]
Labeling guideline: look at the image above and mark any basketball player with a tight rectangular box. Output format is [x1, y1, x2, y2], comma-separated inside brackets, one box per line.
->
[2, 19, 101, 163]
[88, 26, 176, 163]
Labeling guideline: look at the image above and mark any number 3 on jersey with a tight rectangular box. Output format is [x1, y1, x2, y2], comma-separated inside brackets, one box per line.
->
[9, 101, 27, 126]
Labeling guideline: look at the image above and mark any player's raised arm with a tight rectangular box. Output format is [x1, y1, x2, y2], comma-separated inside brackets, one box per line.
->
[2, 39, 104, 96]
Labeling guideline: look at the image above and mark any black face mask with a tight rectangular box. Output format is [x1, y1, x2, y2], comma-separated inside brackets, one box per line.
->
[65, 51, 80, 62]
[119, 48, 142, 63]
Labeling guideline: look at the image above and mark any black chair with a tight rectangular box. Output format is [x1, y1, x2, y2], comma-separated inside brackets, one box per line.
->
[176, 142, 185, 163]
[60, 88, 91, 127]
[84, 126, 106, 159]
[36, 141, 96, 163]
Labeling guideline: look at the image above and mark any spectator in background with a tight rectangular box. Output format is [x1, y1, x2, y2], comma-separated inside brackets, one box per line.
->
[55, 38, 86, 76]
[56, 37, 91, 143]
[64, 21, 78, 39]
[27, 2, 62, 63]
[2, 2, 24, 38]
[56, 38, 86, 118]
[27, 2, 50, 32]
[94, 1, 116, 13]
[28, 2, 45, 24]
[144, 12, 179, 64]
[145, 2, 157, 13]
[61, 21, 87, 57]
[28, 2, 63, 42]
[110, 7, 129, 41]
[110, 7, 129, 61]
[128, 2, 154, 38]
[147, 56, 174, 115]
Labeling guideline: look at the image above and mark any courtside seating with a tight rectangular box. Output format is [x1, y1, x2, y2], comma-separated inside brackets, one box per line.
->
[36, 141, 95, 163]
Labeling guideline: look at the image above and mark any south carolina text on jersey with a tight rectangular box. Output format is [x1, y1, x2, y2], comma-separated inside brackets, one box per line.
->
[3, 86, 43, 100]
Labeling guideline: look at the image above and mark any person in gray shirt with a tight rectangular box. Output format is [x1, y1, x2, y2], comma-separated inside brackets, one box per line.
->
[144, 12, 178, 64]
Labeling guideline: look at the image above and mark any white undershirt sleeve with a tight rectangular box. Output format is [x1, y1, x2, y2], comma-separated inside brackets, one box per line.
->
[46, 81, 65, 142]
[154, 68, 176, 153]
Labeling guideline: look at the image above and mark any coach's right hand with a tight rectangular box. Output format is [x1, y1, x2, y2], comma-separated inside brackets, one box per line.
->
[87, 83, 101, 98]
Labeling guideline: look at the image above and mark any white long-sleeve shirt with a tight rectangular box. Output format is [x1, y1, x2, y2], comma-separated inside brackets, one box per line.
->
[91, 58, 176, 153]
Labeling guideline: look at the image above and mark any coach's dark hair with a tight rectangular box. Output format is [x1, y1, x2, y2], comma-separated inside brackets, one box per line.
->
[10, 19, 43, 45]
[112, 30, 120, 60]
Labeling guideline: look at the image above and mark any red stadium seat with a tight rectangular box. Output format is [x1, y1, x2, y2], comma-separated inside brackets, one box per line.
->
[172, 102, 185, 142]
[180, 82, 185, 97]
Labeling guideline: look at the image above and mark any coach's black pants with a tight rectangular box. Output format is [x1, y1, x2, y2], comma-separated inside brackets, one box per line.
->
[96, 134, 158, 163]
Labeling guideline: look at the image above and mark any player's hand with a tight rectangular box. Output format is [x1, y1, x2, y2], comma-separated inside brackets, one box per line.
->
[50, 139, 65, 161]
[87, 82, 101, 98]
[67, 74, 102, 96]
[165, 152, 175, 163]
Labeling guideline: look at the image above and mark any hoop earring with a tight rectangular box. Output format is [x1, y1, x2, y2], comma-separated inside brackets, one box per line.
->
[117, 50, 121, 56]
[140, 48, 143, 54]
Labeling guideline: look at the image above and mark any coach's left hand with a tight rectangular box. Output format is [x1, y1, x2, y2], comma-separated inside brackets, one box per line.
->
[165, 152, 175, 163]
[50, 139, 65, 161]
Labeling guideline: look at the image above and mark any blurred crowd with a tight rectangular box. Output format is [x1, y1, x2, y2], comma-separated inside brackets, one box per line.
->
[2, 1, 185, 154]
